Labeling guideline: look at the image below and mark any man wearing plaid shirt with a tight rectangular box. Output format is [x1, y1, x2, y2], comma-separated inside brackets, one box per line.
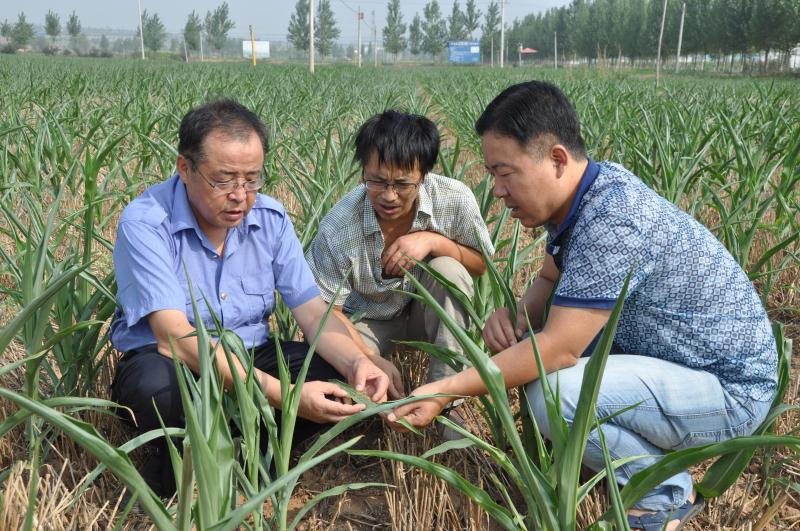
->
[306, 110, 494, 400]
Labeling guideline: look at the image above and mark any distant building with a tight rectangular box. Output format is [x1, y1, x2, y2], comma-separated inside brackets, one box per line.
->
[242, 41, 270, 59]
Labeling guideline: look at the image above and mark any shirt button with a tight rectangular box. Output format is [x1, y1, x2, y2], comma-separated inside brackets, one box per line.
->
[220, 292, 228, 301]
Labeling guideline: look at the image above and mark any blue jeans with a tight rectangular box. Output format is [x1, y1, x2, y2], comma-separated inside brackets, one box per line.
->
[526, 354, 773, 511]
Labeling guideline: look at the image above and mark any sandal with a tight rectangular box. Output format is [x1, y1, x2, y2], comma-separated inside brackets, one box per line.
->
[627, 493, 705, 531]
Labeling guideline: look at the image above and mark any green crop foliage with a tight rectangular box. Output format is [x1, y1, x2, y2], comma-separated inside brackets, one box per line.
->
[1, 55, 798, 529]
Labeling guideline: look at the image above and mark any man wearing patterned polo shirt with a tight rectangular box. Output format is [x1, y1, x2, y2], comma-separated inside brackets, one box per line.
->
[389, 82, 777, 530]
[306, 110, 494, 402]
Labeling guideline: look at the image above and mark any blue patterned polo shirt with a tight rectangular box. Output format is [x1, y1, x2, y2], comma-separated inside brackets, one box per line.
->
[547, 160, 777, 402]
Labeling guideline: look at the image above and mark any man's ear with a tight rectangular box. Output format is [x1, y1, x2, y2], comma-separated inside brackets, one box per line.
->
[176, 155, 191, 183]
[550, 144, 569, 177]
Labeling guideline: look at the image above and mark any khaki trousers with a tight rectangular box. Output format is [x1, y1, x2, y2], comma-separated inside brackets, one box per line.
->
[352, 256, 473, 383]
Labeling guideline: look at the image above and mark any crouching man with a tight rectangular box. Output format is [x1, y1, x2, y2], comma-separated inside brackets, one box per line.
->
[110, 100, 388, 498]
[306, 110, 494, 422]
[390, 82, 777, 530]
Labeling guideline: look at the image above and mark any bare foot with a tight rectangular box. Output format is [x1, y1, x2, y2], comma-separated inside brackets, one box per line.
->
[627, 490, 696, 531]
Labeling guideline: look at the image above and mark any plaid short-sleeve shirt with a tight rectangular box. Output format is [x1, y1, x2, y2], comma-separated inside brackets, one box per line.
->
[306, 173, 494, 320]
[548, 160, 777, 402]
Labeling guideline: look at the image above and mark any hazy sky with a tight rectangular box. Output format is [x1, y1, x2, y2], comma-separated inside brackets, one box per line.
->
[1, 1, 571, 42]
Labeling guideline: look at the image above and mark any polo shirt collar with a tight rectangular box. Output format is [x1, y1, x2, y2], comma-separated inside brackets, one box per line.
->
[362, 177, 434, 235]
[547, 157, 600, 243]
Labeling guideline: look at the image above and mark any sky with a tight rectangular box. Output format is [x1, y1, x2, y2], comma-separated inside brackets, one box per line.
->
[1, 1, 571, 42]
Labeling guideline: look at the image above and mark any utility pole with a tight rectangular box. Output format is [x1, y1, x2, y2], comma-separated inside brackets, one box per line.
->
[500, 0, 505, 68]
[675, 2, 686, 74]
[309, 0, 315, 73]
[518, 43, 522, 67]
[199, 32, 204, 61]
[249, 25, 256, 67]
[554, 31, 558, 69]
[137, 0, 145, 60]
[655, 0, 668, 88]
[357, 8, 362, 67]
[372, 10, 377, 67]
[490, 35, 494, 67]
[183, 34, 188, 62]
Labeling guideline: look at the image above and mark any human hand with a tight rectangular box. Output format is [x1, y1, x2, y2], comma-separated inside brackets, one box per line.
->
[483, 307, 525, 352]
[346, 355, 390, 403]
[296, 380, 366, 423]
[366, 354, 405, 400]
[386, 382, 450, 431]
[381, 232, 436, 277]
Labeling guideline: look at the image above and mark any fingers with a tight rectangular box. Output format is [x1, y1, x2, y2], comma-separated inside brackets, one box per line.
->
[387, 402, 437, 430]
[382, 248, 408, 276]
[390, 370, 405, 400]
[302, 385, 366, 423]
[483, 310, 518, 352]
[387, 401, 416, 423]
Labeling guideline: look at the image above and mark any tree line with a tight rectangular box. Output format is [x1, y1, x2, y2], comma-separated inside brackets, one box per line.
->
[284, 0, 799, 69]
[0, 2, 236, 59]
[507, 0, 800, 71]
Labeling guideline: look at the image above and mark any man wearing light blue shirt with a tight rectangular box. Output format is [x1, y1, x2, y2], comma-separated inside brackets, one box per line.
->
[110, 100, 388, 498]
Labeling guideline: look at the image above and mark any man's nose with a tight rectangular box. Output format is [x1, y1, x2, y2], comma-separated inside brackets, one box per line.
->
[228, 183, 248, 200]
[492, 182, 505, 198]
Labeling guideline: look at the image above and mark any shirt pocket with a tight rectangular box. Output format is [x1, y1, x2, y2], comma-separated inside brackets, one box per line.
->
[241, 273, 275, 325]
[181, 282, 213, 328]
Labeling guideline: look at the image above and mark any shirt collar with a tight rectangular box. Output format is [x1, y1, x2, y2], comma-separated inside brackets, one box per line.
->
[547, 157, 600, 243]
[170, 175, 203, 236]
[361, 176, 434, 235]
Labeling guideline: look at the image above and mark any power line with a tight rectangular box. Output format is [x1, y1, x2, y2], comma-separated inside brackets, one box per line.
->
[334, 0, 376, 31]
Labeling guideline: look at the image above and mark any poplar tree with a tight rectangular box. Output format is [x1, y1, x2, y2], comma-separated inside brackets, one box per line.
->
[287, 0, 310, 52]
[184, 11, 202, 53]
[409, 14, 423, 55]
[315, 0, 340, 57]
[383, 0, 407, 57]
[464, 0, 482, 39]
[421, 0, 448, 57]
[45, 10, 60, 43]
[11, 13, 34, 48]
[204, 2, 235, 53]
[448, 0, 467, 41]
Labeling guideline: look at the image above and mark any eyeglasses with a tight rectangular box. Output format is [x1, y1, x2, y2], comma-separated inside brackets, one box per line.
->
[363, 178, 420, 195]
[192, 163, 265, 195]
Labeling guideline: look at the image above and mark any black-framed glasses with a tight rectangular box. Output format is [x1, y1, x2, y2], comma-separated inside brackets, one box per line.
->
[191, 163, 265, 195]
[362, 178, 420, 195]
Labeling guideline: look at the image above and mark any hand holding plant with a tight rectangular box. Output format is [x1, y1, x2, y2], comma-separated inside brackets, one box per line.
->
[483, 307, 526, 352]
[381, 232, 435, 276]
[295, 380, 367, 423]
[345, 355, 390, 403]
[388, 380, 452, 430]
[366, 353, 405, 399]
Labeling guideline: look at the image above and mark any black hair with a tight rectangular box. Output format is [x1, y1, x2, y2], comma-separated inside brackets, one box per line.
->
[475, 80, 586, 159]
[178, 99, 269, 163]
[354, 110, 440, 177]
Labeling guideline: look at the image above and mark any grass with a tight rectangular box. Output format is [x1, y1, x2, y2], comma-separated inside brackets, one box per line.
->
[0, 55, 798, 529]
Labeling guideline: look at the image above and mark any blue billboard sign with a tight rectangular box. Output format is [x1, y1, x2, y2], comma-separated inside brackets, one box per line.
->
[448, 41, 480, 64]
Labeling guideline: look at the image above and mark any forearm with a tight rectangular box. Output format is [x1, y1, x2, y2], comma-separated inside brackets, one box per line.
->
[333, 309, 375, 356]
[155, 326, 284, 406]
[435, 331, 578, 400]
[308, 310, 368, 377]
[427, 232, 486, 277]
[518, 277, 556, 331]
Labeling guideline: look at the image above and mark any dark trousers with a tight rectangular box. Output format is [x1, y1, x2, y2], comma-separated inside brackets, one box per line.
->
[110, 339, 343, 495]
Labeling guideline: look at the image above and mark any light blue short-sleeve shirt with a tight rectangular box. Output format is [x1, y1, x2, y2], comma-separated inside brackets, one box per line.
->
[110, 174, 319, 352]
[547, 160, 777, 402]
